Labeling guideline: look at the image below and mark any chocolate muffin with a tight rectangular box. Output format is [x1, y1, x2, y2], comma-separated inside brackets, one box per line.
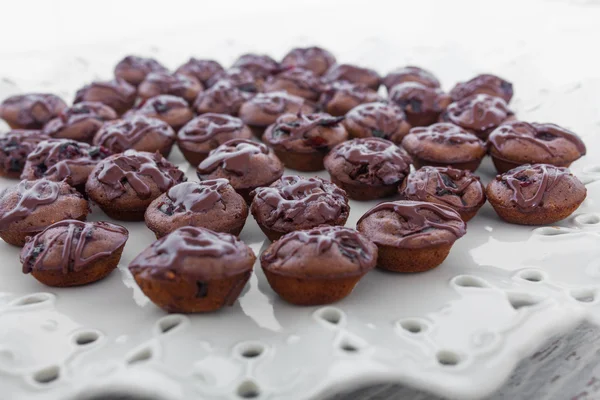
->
[439, 94, 514, 140]
[114, 55, 168, 86]
[43, 102, 118, 143]
[323, 64, 381, 91]
[21, 139, 112, 192]
[398, 166, 486, 221]
[0, 179, 89, 246]
[145, 179, 248, 238]
[262, 113, 347, 172]
[485, 164, 586, 225]
[343, 102, 411, 144]
[206, 68, 262, 93]
[357, 200, 466, 272]
[250, 175, 350, 241]
[450, 74, 514, 103]
[94, 115, 176, 157]
[232, 53, 280, 78]
[21, 220, 128, 287]
[401, 122, 486, 171]
[383, 66, 441, 91]
[263, 68, 325, 101]
[193, 79, 254, 116]
[487, 121, 587, 174]
[74, 79, 137, 115]
[128, 226, 256, 313]
[0, 94, 67, 129]
[138, 72, 203, 104]
[176, 58, 225, 86]
[318, 81, 381, 117]
[177, 113, 253, 166]
[389, 82, 452, 127]
[324, 137, 412, 200]
[238, 91, 315, 137]
[125, 95, 193, 130]
[261, 226, 378, 305]
[0, 130, 49, 179]
[85, 150, 185, 221]
[280, 46, 336, 76]
[197, 139, 284, 203]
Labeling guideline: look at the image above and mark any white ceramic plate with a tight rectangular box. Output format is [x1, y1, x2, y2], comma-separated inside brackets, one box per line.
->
[1, 1, 599, 399]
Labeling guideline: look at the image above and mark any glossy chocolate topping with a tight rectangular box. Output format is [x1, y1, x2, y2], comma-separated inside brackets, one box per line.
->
[193, 79, 254, 115]
[95, 151, 185, 200]
[132, 95, 190, 116]
[383, 66, 441, 90]
[178, 114, 245, 143]
[389, 82, 450, 112]
[264, 113, 344, 150]
[441, 94, 512, 134]
[44, 102, 118, 136]
[206, 68, 261, 92]
[319, 81, 381, 108]
[160, 179, 229, 214]
[264, 68, 325, 98]
[0, 130, 49, 174]
[246, 91, 306, 115]
[114, 55, 167, 85]
[280, 47, 336, 76]
[409, 123, 482, 144]
[0, 94, 67, 128]
[175, 58, 225, 84]
[94, 115, 174, 152]
[323, 64, 380, 90]
[347, 102, 407, 138]
[74, 79, 136, 114]
[21, 220, 128, 274]
[450, 74, 514, 103]
[0, 179, 61, 228]
[198, 139, 269, 174]
[232, 53, 280, 78]
[142, 72, 199, 91]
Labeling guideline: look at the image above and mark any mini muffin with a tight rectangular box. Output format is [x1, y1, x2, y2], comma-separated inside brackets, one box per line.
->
[343, 102, 411, 144]
[86, 150, 186, 221]
[21, 220, 128, 287]
[389, 82, 452, 127]
[261, 226, 378, 305]
[0, 130, 49, 178]
[43, 102, 118, 143]
[401, 122, 486, 171]
[94, 115, 176, 157]
[280, 46, 336, 76]
[197, 139, 284, 202]
[206, 68, 262, 93]
[0, 179, 89, 246]
[128, 226, 256, 313]
[450, 74, 514, 103]
[193, 79, 254, 116]
[138, 72, 203, 104]
[175, 58, 225, 86]
[262, 113, 347, 171]
[487, 121, 587, 174]
[356, 200, 466, 272]
[439, 94, 514, 140]
[238, 91, 315, 137]
[114, 55, 168, 86]
[177, 113, 253, 166]
[263, 68, 325, 101]
[398, 166, 486, 221]
[485, 164, 586, 225]
[21, 139, 112, 192]
[250, 175, 350, 241]
[318, 81, 381, 116]
[324, 137, 412, 200]
[0, 94, 67, 129]
[145, 179, 248, 238]
[323, 64, 381, 91]
[232, 53, 280, 78]
[74, 79, 137, 115]
[125, 95, 193, 130]
[383, 66, 441, 91]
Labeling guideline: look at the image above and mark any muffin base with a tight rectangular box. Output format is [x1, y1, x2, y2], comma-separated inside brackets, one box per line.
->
[263, 269, 365, 306]
[132, 269, 252, 313]
[411, 156, 483, 173]
[249, 125, 268, 139]
[148, 218, 247, 239]
[0, 213, 88, 247]
[488, 201, 584, 225]
[376, 243, 453, 273]
[0, 169, 23, 179]
[100, 207, 147, 222]
[272, 148, 326, 172]
[179, 146, 208, 167]
[490, 153, 571, 174]
[29, 244, 125, 287]
[329, 175, 397, 201]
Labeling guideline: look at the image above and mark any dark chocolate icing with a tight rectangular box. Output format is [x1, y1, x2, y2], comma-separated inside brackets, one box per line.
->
[248, 92, 306, 115]
[94, 115, 174, 152]
[132, 95, 189, 116]
[0, 130, 48, 174]
[178, 114, 245, 143]
[264, 68, 324, 97]
[383, 66, 440, 90]
[0, 179, 61, 228]
[389, 82, 448, 113]
[319, 81, 380, 105]
[197, 139, 268, 174]
[206, 68, 260, 92]
[21, 220, 128, 274]
[142, 72, 199, 93]
[159, 179, 229, 215]
[176, 58, 224, 84]
[0, 94, 67, 128]
[409, 123, 482, 144]
[44, 102, 117, 136]
[95, 151, 185, 200]
[450, 74, 513, 103]
[349, 102, 406, 138]
[265, 113, 344, 149]
[193, 80, 254, 114]
[232, 53, 280, 78]
[441, 94, 512, 133]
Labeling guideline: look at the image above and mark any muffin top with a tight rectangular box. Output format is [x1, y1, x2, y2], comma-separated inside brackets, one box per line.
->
[239, 91, 314, 127]
[325, 137, 412, 186]
[450, 74, 513, 103]
[261, 226, 378, 278]
[44, 101, 118, 141]
[251, 176, 349, 232]
[74, 79, 136, 115]
[93, 114, 175, 153]
[383, 66, 441, 91]
[323, 63, 381, 90]
[232, 53, 280, 78]
[318, 81, 381, 116]
[486, 164, 586, 213]
[193, 79, 255, 116]
[178, 114, 252, 152]
[175, 58, 225, 85]
[128, 95, 192, 119]
[389, 82, 451, 114]
[357, 200, 466, 248]
[0, 93, 67, 129]
[114, 55, 168, 86]
[0, 130, 49, 175]
[488, 121, 586, 165]
[263, 68, 325, 101]
[128, 226, 255, 280]
[206, 68, 262, 92]
[440, 94, 513, 138]
[280, 46, 336, 76]
[152, 179, 233, 215]
[398, 166, 486, 212]
[343, 102, 411, 143]
[21, 220, 128, 274]
[138, 72, 202, 102]
[263, 113, 346, 152]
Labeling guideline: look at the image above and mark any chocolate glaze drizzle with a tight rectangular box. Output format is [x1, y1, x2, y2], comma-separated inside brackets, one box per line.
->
[159, 179, 229, 215]
[21, 220, 128, 274]
[194, 80, 254, 114]
[142, 72, 199, 93]
[94, 115, 174, 151]
[489, 121, 586, 155]
[265, 68, 324, 95]
[266, 113, 344, 149]
[133, 95, 189, 116]
[409, 123, 482, 144]
[389, 82, 448, 112]
[350, 102, 405, 137]
[442, 94, 512, 132]
[179, 114, 245, 143]
[0, 179, 62, 228]
[319, 81, 380, 105]
[247, 92, 305, 115]
[198, 139, 269, 174]
[450, 74, 513, 103]
[176, 58, 224, 84]
[281, 47, 336, 75]
[206, 68, 260, 92]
